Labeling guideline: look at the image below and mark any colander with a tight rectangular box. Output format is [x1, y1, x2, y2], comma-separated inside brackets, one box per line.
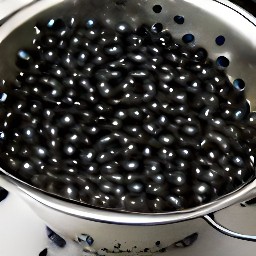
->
[0, 0, 256, 254]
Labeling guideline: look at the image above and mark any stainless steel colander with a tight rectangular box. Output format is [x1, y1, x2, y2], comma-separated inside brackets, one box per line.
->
[0, 0, 256, 253]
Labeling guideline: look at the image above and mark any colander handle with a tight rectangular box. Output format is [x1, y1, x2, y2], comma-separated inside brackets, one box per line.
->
[203, 214, 256, 242]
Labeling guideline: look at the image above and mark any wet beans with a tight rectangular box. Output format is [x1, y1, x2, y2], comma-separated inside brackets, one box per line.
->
[0, 17, 255, 213]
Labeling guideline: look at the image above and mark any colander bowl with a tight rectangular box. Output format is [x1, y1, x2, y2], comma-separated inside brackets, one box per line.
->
[0, 0, 256, 254]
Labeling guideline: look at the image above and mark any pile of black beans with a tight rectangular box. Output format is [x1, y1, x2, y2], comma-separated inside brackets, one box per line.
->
[0, 16, 255, 213]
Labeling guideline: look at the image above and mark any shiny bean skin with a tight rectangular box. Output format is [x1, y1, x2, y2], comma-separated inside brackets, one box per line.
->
[248, 112, 256, 126]
[206, 132, 230, 153]
[124, 194, 149, 212]
[158, 148, 176, 162]
[127, 181, 144, 194]
[146, 182, 169, 197]
[126, 34, 143, 50]
[104, 173, 126, 185]
[181, 124, 200, 137]
[193, 182, 213, 203]
[165, 195, 184, 210]
[61, 184, 79, 200]
[104, 44, 123, 57]
[115, 22, 133, 35]
[147, 196, 167, 212]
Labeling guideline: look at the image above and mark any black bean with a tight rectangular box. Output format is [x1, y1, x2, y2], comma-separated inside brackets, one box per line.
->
[142, 146, 153, 157]
[146, 182, 169, 196]
[127, 181, 144, 193]
[143, 123, 161, 135]
[90, 191, 117, 208]
[96, 81, 115, 98]
[199, 106, 215, 120]
[97, 152, 115, 164]
[19, 145, 31, 158]
[158, 148, 176, 162]
[159, 64, 176, 82]
[80, 149, 96, 163]
[6, 141, 20, 155]
[58, 39, 68, 50]
[128, 52, 147, 63]
[159, 134, 175, 146]
[157, 31, 173, 47]
[104, 44, 123, 57]
[30, 101, 42, 114]
[3, 155, 21, 170]
[126, 34, 143, 50]
[177, 148, 194, 160]
[158, 115, 169, 126]
[165, 195, 184, 210]
[59, 114, 74, 127]
[144, 160, 161, 175]
[208, 117, 225, 129]
[231, 156, 245, 167]
[22, 126, 35, 140]
[41, 35, 58, 48]
[16, 50, 34, 69]
[197, 63, 218, 80]
[147, 101, 162, 114]
[75, 50, 89, 67]
[248, 112, 256, 126]
[206, 131, 230, 153]
[61, 184, 78, 200]
[192, 48, 208, 63]
[115, 22, 133, 35]
[123, 143, 138, 158]
[124, 125, 144, 137]
[20, 161, 36, 179]
[124, 194, 148, 212]
[233, 168, 254, 184]
[105, 173, 125, 185]
[99, 180, 116, 194]
[170, 185, 191, 196]
[186, 79, 202, 94]
[163, 105, 188, 116]
[174, 158, 190, 171]
[151, 174, 166, 184]
[83, 28, 101, 41]
[34, 146, 48, 159]
[147, 196, 167, 212]
[193, 182, 213, 202]
[42, 77, 63, 98]
[122, 160, 139, 171]
[130, 70, 149, 79]
[125, 172, 143, 183]
[49, 65, 66, 78]
[43, 50, 59, 63]
[206, 149, 220, 162]
[165, 171, 186, 186]
[181, 124, 200, 137]
[63, 144, 76, 156]
[61, 53, 76, 70]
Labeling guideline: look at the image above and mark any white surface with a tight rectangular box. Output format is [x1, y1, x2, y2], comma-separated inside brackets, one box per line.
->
[1, 192, 256, 256]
